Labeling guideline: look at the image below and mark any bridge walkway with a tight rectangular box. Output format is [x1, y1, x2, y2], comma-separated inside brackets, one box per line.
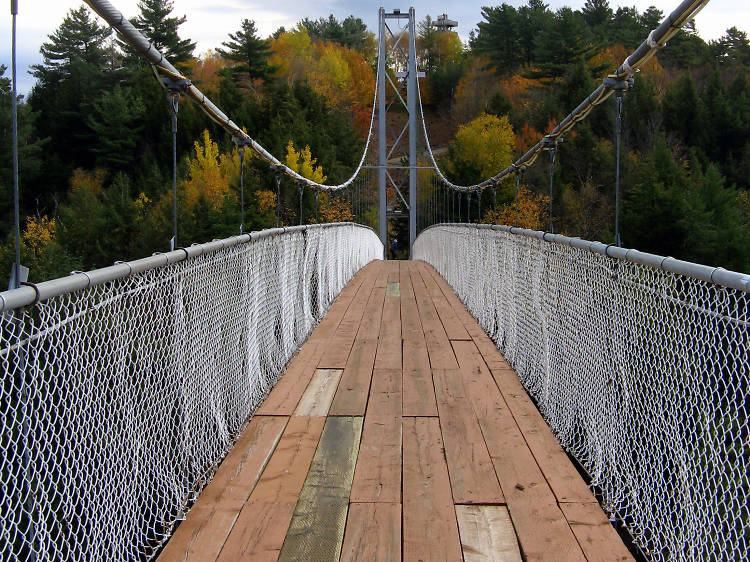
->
[158, 260, 633, 561]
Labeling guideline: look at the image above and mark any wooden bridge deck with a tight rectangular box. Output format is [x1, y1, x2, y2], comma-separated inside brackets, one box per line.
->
[159, 260, 633, 561]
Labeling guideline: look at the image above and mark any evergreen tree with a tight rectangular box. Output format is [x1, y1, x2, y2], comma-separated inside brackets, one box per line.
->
[217, 19, 275, 81]
[710, 27, 750, 66]
[85, 85, 146, 169]
[299, 15, 371, 53]
[581, 0, 613, 37]
[611, 7, 645, 49]
[662, 72, 708, 151]
[471, 4, 524, 74]
[31, 6, 111, 81]
[133, 0, 195, 64]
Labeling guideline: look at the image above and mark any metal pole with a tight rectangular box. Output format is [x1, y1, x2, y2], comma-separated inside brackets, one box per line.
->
[238, 146, 245, 234]
[407, 7, 417, 255]
[275, 174, 281, 227]
[515, 173, 520, 227]
[548, 144, 558, 234]
[168, 92, 179, 251]
[11, 0, 20, 289]
[467, 191, 471, 223]
[298, 183, 304, 225]
[477, 188, 481, 223]
[377, 8, 387, 252]
[615, 93, 624, 247]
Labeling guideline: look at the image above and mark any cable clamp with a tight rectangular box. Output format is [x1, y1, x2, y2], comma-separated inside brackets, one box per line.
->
[620, 56, 635, 77]
[647, 29, 665, 50]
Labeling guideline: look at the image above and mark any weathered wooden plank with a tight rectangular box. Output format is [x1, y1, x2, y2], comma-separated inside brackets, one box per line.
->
[456, 505, 522, 562]
[340, 503, 401, 562]
[350, 369, 401, 503]
[410, 267, 458, 369]
[559, 503, 634, 562]
[385, 282, 400, 297]
[490, 367, 597, 505]
[255, 341, 322, 416]
[358, 276, 386, 340]
[451, 340, 585, 561]
[433, 369, 504, 504]
[158, 417, 287, 561]
[294, 368, 343, 417]
[330, 339, 377, 416]
[375, 292, 401, 372]
[217, 417, 325, 560]
[416, 263, 471, 341]
[278, 416, 363, 562]
[403, 417, 463, 562]
[399, 269, 422, 343]
[402, 339, 438, 417]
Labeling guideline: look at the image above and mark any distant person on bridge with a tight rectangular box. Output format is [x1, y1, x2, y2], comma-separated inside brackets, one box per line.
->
[390, 238, 398, 260]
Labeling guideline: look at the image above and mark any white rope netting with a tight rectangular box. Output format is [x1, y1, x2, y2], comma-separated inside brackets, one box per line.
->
[414, 224, 749, 561]
[0, 223, 382, 561]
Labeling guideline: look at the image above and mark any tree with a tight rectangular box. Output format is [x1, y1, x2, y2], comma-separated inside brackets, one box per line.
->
[217, 19, 275, 82]
[133, 0, 195, 64]
[299, 15, 374, 56]
[446, 113, 515, 185]
[710, 27, 750, 65]
[470, 4, 524, 75]
[581, 0, 613, 33]
[85, 85, 146, 169]
[662, 72, 707, 150]
[31, 6, 111, 81]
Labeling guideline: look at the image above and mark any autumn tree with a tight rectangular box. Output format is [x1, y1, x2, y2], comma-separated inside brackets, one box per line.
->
[445, 113, 515, 185]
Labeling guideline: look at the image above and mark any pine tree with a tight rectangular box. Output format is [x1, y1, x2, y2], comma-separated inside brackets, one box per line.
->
[471, 5, 524, 75]
[133, 0, 195, 64]
[216, 19, 275, 81]
[31, 6, 111, 81]
[85, 85, 146, 169]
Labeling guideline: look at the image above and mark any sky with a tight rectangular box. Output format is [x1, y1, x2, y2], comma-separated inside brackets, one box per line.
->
[1, 0, 748, 94]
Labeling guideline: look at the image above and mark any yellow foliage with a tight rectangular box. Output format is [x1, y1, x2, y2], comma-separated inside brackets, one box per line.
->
[269, 28, 375, 110]
[22, 216, 56, 257]
[285, 140, 327, 183]
[185, 51, 231, 92]
[183, 129, 240, 210]
[483, 187, 549, 230]
[317, 192, 353, 222]
[256, 190, 277, 212]
[70, 168, 107, 195]
[449, 113, 515, 179]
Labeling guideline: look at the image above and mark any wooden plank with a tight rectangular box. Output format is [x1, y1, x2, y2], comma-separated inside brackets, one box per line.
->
[158, 417, 287, 562]
[294, 368, 343, 417]
[433, 369, 504, 504]
[456, 505, 522, 562]
[375, 291, 401, 372]
[399, 268, 422, 343]
[340, 503, 401, 562]
[490, 367, 597, 505]
[350, 369, 402, 503]
[387, 261, 400, 283]
[401, 339, 438, 417]
[330, 339, 377, 416]
[318, 266, 378, 368]
[410, 267, 458, 369]
[403, 417, 463, 562]
[385, 282, 400, 297]
[559, 503, 633, 561]
[256, 341, 322, 415]
[279, 416, 363, 561]
[217, 417, 325, 560]
[451, 340, 585, 561]
[416, 263, 471, 341]
[357, 276, 386, 340]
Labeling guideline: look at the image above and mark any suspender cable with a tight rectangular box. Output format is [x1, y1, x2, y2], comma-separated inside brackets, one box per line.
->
[615, 92, 625, 247]
[10, 0, 20, 289]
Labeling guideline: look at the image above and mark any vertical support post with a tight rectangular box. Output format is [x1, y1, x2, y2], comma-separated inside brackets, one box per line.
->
[274, 173, 281, 228]
[235, 143, 245, 234]
[467, 191, 471, 223]
[11, 0, 20, 289]
[615, 92, 624, 247]
[515, 172, 521, 227]
[407, 7, 417, 255]
[477, 188, 481, 223]
[298, 183, 304, 225]
[161, 77, 189, 250]
[377, 8, 387, 253]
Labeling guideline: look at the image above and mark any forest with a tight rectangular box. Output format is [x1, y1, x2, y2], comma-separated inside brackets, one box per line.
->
[1, 0, 749, 285]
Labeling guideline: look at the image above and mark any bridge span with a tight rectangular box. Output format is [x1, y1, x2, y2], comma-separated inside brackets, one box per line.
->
[158, 259, 632, 561]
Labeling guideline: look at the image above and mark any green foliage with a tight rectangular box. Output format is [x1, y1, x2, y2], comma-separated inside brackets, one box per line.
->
[133, 0, 195, 64]
[299, 15, 374, 55]
[217, 19, 275, 81]
[85, 85, 146, 169]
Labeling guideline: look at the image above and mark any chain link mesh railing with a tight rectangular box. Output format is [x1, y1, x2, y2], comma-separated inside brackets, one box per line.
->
[0, 223, 382, 561]
[414, 224, 750, 561]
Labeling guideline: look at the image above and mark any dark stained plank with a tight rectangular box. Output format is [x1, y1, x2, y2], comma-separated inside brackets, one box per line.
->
[278, 417, 363, 561]
[456, 505, 522, 562]
[294, 368, 343, 418]
[410, 266, 458, 369]
[401, 339, 438, 417]
[340, 503, 401, 562]
[559, 503, 634, 562]
[158, 416, 287, 561]
[403, 417, 463, 562]
[433, 369, 504, 504]
[350, 369, 401, 503]
[330, 339, 378, 416]
[490, 366, 598, 505]
[451, 340, 585, 561]
[217, 416, 325, 560]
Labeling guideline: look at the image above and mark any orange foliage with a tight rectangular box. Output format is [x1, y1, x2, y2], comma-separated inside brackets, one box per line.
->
[185, 51, 231, 92]
[515, 122, 541, 153]
[256, 190, 276, 212]
[269, 27, 375, 111]
[483, 186, 549, 230]
[70, 168, 107, 195]
[318, 192, 353, 222]
[497, 73, 544, 111]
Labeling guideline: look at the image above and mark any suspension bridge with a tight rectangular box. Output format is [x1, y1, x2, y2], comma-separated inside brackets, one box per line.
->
[2, 0, 749, 560]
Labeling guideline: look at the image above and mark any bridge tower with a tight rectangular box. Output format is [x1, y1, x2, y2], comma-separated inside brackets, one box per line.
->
[377, 7, 422, 256]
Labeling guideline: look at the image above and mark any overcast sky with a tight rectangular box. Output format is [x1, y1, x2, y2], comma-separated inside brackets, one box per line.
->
[2, 0, 747, 94]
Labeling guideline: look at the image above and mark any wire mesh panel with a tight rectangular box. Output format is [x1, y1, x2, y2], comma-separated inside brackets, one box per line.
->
[0, 223, 382, 561]
[414, 224, 750, 561]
